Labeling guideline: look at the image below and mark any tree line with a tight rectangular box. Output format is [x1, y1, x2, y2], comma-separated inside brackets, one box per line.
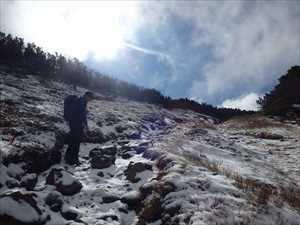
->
[257, 66, 300, 117]
[0, 31, 253, 121]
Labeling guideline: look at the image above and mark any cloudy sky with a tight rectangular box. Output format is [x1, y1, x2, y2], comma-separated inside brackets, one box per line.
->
[1, 1, 299, 110]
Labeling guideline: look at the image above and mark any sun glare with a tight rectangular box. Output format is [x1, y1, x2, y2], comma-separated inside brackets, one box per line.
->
[10, 1, 138, 60]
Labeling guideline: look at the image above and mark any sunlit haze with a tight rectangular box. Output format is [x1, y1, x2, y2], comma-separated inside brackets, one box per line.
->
[1, 1, 138, 60]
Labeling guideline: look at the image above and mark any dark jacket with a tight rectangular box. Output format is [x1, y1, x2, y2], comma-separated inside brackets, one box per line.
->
[78, 97, 88, 127]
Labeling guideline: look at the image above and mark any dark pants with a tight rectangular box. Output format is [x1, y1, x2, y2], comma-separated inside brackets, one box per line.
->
[65, 120, 83, 164]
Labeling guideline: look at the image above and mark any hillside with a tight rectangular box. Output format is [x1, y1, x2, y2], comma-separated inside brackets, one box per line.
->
[1, 70, 300, 225]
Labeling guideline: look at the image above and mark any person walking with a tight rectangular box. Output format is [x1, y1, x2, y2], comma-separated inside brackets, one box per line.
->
[63, 91, 95, 165]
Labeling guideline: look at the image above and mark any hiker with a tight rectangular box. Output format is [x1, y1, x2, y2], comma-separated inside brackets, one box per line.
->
[63, 91, 95, 165]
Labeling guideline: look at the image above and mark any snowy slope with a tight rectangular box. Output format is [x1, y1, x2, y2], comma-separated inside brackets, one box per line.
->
[0, 70, 300, 225]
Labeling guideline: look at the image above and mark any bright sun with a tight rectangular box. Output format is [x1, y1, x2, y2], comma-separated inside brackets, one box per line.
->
[12, 1, 138, 60]
[64, 1, 138, 60]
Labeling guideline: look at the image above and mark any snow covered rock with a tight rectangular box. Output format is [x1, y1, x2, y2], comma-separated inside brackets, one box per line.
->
[125, 162, 152, 183]
[61, 207, 79, 220]
[119, 144, 136, 159]
[20, 173, 38, 191]
[121, 190, 141, 209]
[4, 144, 61, 173]
[89, 146, 117, 169]
[5, 178, 20, 189]
[6, 163, 25, 180]
[142, 149, 160, 160]
[83, 129, 107, 143]
[0, 191, 48, 225]
[46, 168, 82, 196]
[102, 194, 120, 203]
[156, 156, 174, 170]
[45, 191, 63, 212]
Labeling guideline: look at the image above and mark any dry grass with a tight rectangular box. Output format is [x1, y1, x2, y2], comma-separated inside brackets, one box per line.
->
[224, 114, 288, 130]
[191, 120, 216, 130]
[244, 131, 284, 140]
[182, 151, 222, 173]
[231, 171, 300, 211]
[183, 153, 300, 211]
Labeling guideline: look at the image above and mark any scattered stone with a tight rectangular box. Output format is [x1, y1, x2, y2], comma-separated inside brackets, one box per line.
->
[135, 146, 146, 154]
[254, 132, 284, 140]
[99, 214, 119, 221]
[121, 151, 135, 159]
[115, 125, 128, 133]
[89, 146, 117, 157]
[154, 181, 176, 197]
[117, 140, 130, 145]
[125, 162, 152, 183]
[121, 190, 141, 209]
[156, 156, 173, 170]
[97, 171, 104, 177]
[127, 131, 141, 139]
[46, 168, 82, 196]
[185, 128, 208, 136]
[89, 146, 117, 169]
[90, 155, 115, 169]
[6, 178, 20, 188]
[3, 143, 61, 173]
[45, 191, 63, 212]
[20, 173, 38, 190]
[142, 149, 160, 160]
[138, 194, 162, 222]
[61, 209, 78, 220]
[6, 163, 25, 180]
[102, 195, 120, 203]
[140, 180, 157, 198]
[84, 129, 106, 143]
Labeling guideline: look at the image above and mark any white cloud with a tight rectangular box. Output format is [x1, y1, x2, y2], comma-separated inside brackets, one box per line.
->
[134, 2, 299, 104]
[221, 93, 260, 111]
[166, 1, 300, 103]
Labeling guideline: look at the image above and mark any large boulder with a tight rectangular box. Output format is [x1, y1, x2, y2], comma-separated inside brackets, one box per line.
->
[89, 146, 117, 169]
[0, 191, 49, 225]
[46, 168, 82, 196]
[4, 144, 61, 173]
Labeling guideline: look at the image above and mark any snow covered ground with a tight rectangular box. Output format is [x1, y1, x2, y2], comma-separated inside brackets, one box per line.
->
[0, 70, 300, 225]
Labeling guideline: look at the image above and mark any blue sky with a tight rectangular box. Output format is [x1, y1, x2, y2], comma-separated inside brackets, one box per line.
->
[1, 1, 299, 110]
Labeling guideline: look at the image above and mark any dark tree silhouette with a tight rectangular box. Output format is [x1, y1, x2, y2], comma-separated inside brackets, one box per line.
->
[257, 66, 300, 116]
